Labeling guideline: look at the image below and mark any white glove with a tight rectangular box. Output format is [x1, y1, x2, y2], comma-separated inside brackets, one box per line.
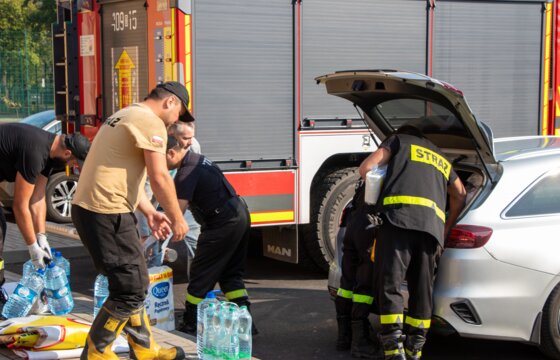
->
[27, 242, 52, 269]
[36, 233, 53, 259]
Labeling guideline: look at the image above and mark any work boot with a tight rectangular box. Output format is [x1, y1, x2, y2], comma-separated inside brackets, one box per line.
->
[178, 302, 198, 336]
[81, 300, 129, 360]
[350, 319, 383, 359]
[231, 298, 259, 335]
[380, 330, 406, 360]
[336, 315, 352, 351]
[404, 334, 426, 360]
[125, 306, 185, 360]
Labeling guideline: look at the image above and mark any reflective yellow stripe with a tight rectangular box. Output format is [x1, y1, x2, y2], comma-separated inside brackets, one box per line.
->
[380, 314, 403, 325]
[337, 288, 353, 299]
[410, 144, 451, 180]
[0, 258, 3, 270]
[405, 348, 422, 357]
[352, 294, 374, 305]
[250, 211, 294, 224]
[225, 289, 248, 300]
[186, 293, 204, 305]
[383, 195, 445, 223]
[405, 316, 431, 329]
[385, 348, 405, 356]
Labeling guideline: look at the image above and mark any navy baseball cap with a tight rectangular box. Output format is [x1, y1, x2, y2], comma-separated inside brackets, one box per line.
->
[156, 81, 195, 122]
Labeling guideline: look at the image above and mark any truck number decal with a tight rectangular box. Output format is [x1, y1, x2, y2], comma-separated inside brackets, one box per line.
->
[111, 10, 138, 32]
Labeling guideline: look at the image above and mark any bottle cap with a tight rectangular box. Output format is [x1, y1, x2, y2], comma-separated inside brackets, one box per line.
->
[37, 269, 46, 275]
[55, 251, 62, 257]
[47, 262, 55, 268]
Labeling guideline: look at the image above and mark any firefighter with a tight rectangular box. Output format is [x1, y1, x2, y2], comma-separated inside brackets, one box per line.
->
[335, 179, 382, 359]
[163, 134, 254, 336]
[359, 125, 466, 360]
[0, 123, 90, 311]
[71, 82, 191, 360]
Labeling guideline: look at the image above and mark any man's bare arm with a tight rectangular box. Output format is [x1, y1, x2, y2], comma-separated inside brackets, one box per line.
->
[445, 177, 467, 239]
[13, 173, 39, 246]
[144, 149, 188, 241]
[29, 174, 48, 234]
[358, 147, 392, 179]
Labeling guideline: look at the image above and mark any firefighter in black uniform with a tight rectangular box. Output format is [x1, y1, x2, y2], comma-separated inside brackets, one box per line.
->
[359, 125, 466, 360]
[335, 179, 382, 359]
[164, 136, 254, 335]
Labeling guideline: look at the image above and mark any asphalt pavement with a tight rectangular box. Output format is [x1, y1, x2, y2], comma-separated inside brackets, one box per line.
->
[2, 220, 550, 359]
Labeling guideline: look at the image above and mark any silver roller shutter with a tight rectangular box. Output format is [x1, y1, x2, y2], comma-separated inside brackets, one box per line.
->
[432, 1, 544, 136]
[192, 0, 293, 163]
[302, 0, 427, 120]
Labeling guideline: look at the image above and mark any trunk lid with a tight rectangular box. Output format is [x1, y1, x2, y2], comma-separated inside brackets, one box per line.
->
[316, 70, 498, 179]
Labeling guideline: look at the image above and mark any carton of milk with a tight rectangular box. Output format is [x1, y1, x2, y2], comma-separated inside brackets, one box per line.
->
[144, 266, 175, 331]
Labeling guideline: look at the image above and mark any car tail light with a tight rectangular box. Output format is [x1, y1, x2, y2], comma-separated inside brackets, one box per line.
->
[445, 225, 493, 249]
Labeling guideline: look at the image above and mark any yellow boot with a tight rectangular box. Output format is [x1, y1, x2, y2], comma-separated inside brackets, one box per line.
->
[125, 307, 185, 360]
[81, 300, 129, 360]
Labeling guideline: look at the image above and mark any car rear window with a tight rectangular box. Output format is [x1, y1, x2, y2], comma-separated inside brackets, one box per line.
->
[505, 168, 560, 217]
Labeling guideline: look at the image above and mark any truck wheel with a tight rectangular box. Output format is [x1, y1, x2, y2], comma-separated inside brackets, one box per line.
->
[46, 172, 79, 223]
[304, 167, 359, 272]
[539, 283, 560, 359]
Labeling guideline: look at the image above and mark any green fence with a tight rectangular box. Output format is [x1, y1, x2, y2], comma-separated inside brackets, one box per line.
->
[0, 30, 54, 120]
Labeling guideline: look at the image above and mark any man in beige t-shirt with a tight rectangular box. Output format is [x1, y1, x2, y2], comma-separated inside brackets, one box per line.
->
[72, 82, 192, 360]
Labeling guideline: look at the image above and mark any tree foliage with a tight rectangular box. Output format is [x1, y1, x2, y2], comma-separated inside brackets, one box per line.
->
[0, 0, 56, 110]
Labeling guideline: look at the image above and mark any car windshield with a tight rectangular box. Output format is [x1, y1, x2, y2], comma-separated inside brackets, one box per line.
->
[21, 110, 55, 129]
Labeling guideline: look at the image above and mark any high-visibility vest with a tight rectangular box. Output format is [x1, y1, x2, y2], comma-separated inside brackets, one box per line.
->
[379, 134, 454, 246]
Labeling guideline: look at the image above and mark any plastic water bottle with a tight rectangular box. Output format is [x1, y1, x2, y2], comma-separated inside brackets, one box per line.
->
[197, 291, 220, 352]
[365, 164, 387, 205]
[54, 251, 71, 281]
[2, 269, 45, 319]
[23, 260, 49, 315]
[93, 274, 109, 318]
[44, 262, 74, 315]
[238, 306, 252, 360]
[22, 259, 36, 278]
[197, 290, 221, 359]
[217, 302, 239, 360]
[202, 302, 219, 360]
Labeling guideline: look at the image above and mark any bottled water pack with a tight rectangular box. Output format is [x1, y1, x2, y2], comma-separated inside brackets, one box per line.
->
[196, 298, 253, 360]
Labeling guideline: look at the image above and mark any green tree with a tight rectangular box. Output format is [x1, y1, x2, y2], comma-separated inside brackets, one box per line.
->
[0, 0, 56, 113]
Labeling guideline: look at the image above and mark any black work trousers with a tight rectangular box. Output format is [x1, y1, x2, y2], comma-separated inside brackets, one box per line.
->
[335, 209, 375, 320]
[186, 198, 251, 305]
[0, 206, 6, 286]
[374, 220, 440, 340]
[72, 205, 148, 313]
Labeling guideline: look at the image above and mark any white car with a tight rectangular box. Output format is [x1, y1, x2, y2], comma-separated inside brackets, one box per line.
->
[319, 70, 560, 358]
[0, 110, 78, 223]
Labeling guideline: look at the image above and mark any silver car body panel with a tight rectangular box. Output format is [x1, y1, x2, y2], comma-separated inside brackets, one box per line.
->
[434, 136, 560, 342]
[434, 248, 556, 342]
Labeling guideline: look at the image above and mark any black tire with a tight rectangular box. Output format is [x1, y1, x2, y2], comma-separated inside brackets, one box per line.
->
[45, 172, 79, 223]
[303, 167, 360, 272]
[540, 283, 560, 359]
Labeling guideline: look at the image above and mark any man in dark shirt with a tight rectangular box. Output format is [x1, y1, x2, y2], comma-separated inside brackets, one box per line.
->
[164, 135, 254, 335]
[0, 122, 90, 307]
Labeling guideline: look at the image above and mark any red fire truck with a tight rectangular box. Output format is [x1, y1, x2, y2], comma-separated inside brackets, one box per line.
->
[52, 0, 560, 271]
